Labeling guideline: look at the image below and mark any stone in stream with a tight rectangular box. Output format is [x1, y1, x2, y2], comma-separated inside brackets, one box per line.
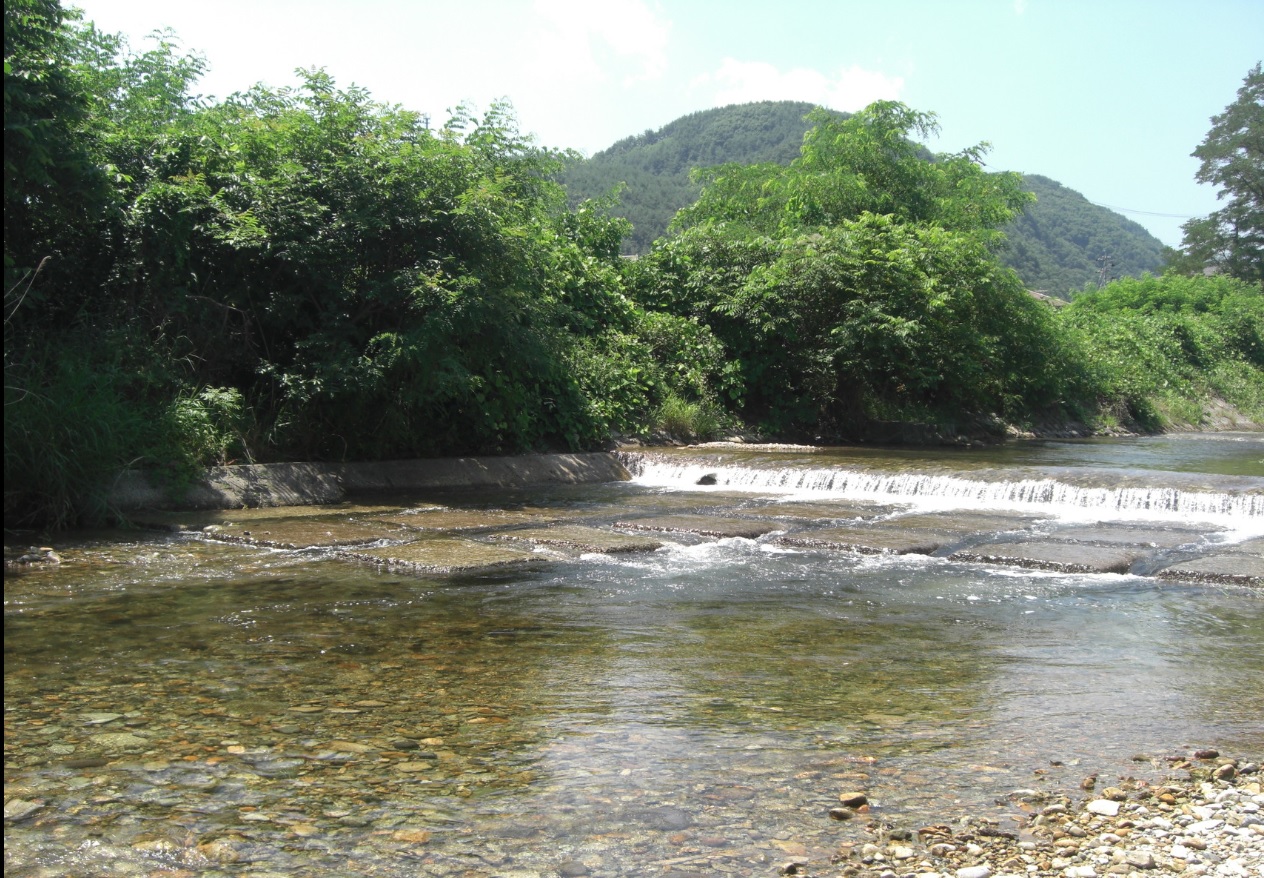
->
[612, 491, 764, 517]
[90, 731, 150, 750]
[737, 500, 905, 521]
[777, 527, 947, 555]
[1219, 536, 1264, 556]
[204, 517, 403, 549]
[371, 507, 559, 532]
[638, 805, 695, 830]
[949, 540, 1145, 574]
[613, 515, 779, 539]
[1155, 553, 1263, 586]
[3, 799, 44, 823]
[1043, 522, 1216, 548]
[885, 511, 1041, 534]
[489, 525, 662, 554]
[131, 503, 418, 532]
[341, 538, 537, 573]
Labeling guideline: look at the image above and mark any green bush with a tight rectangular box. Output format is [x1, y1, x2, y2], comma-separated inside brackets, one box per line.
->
[3, 334, 236, 528]
[1060, 274, 1264, 428]
[655, 393, 723, 441]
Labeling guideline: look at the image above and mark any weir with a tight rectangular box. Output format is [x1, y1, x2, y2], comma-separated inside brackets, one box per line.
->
[618, 450, 1264, 530]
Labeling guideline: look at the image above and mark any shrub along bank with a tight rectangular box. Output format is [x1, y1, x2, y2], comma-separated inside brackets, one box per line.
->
[5, 2, 1261, 528]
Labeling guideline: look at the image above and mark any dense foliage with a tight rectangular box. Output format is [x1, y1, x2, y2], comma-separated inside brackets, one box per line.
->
[5, 3, 1260, 529]
[4, 3, 722, 526]
[630, 104, 1076, 436]
[1172, 64, 1263, 284]
[562, 100, 1167, 295]
[1061, 274, 1263, 429]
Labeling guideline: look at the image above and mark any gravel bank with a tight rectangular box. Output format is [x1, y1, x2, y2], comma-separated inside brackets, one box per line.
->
[813, 753, 1261, 878]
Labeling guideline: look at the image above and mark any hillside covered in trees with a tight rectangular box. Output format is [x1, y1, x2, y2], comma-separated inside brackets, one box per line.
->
[562, 102, 1166, 296]
[562, 102, 828, 255]
[1005, 175, 1167, 295]
[5, 1, 1260, 529]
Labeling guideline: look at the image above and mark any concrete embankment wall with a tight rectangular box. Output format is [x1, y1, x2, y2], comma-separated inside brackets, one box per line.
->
[110, 453, 631, 512]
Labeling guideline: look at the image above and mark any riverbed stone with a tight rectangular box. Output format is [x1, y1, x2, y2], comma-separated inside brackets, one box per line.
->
[639, 805, 694, 830]
[371, 507, 556, 532]
[91, 731, 150, 750]
[204, 517, 403, 549]
[342, 538, 537, 573]
[489, 525, 662, 554]
[1155, 554, 1264, 586]
[1088, 799, 1122, 816]
[1218, 537, 1264, 556]
[613, 515, 779, 539]
[1044, 523, 1215, 548]
[3, 799, 44, 822]
[949, 540, 1145, 574]
[131, 503, 418, 531]
[886, 511, 1040, 534]
[600, 490, 756, 512]
[737, 500, 905, 522]
[777, 527, 947, 555]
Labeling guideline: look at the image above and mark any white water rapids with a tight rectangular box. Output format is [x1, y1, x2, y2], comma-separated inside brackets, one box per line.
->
[619, 450, 1264, 535]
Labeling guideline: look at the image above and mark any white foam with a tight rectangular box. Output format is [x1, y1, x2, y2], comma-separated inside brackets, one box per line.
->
[620, 455, 1263, 535]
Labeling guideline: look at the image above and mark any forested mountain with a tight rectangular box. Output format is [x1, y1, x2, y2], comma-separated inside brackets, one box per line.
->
[563, 101, 829, 254]
[562, 102, 1166, 296]
[1004, 175, 1166, 296]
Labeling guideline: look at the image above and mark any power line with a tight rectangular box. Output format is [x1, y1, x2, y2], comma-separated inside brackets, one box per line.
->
[1089, 201, 1198, 219]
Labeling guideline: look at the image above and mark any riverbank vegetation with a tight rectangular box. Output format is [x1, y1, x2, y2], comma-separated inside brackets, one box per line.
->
[561, 104, 1168, 296]
[5, 1, 1261, 528]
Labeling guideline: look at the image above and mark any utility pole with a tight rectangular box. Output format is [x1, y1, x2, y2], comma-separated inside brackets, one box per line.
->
[1096, 255, 1114, 286]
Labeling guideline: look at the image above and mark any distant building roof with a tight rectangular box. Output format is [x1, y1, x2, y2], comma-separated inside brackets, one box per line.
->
[1027, 290, 1067, 307]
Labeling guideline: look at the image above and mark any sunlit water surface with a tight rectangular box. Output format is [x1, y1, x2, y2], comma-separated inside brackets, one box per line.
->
[4, 434, 1262, 877]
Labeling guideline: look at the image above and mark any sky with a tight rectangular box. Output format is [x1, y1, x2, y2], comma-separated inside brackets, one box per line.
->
[69, 0, 1263, 247]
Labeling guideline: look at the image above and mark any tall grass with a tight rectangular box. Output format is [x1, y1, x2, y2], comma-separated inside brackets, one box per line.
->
[4, 334, 245, 530]
[655, 393, 723, 441]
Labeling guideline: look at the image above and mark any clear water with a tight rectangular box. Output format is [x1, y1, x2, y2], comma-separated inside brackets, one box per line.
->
[4, 434, 1262, 877]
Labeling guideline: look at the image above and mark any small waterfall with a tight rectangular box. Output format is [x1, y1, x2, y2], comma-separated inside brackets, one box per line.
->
[617, 452, 1264, 527]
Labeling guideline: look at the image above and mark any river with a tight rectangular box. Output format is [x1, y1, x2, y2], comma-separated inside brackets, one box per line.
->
[4, 433, 1262, 877]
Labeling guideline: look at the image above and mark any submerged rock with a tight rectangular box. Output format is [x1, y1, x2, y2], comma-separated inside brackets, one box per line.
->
[614, 514, 778, 539]
[950, 540, 1145, 574]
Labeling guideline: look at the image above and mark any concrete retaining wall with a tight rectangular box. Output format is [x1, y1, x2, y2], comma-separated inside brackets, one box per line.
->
[111, 453, 630, 512]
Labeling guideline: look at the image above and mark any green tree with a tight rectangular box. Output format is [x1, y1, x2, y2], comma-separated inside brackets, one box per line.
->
[3, 0, 108, 299]
[7, 6, 698, 527]
[639, 101, 1056, 435]
[1175, 63, 1263, 284]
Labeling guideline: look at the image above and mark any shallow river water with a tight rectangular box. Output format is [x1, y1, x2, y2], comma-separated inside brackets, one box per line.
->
[4, 434, 1263, 877]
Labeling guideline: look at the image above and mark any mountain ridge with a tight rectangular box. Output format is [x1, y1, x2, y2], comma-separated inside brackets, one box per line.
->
[561, 100, 1166, 297]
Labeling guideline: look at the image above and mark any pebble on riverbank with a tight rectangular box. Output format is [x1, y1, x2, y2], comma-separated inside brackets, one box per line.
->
[821, 753, 1262, 878]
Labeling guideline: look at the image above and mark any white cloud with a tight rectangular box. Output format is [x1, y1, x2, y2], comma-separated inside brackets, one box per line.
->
[531, 0, 671, 85]
[695, 59, 904, 112]
[1014, 0, 1029, 14]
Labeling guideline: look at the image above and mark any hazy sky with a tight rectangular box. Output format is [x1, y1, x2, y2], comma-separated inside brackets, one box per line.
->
[69, 0, 1262, 247]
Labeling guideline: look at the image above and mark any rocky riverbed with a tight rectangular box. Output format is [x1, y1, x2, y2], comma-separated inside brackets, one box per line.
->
[6, 437, 1261, 877]
[813, 752, 1261, 878]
